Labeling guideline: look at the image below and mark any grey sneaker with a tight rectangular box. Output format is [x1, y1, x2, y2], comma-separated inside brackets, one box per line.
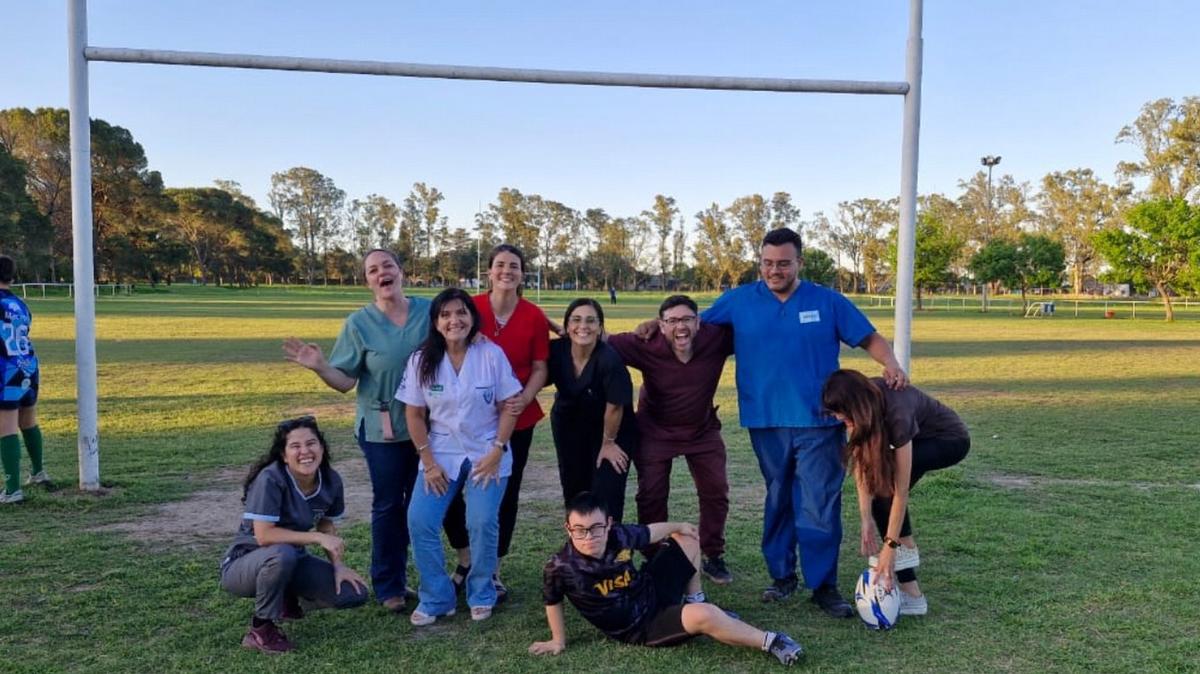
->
[768, 632, 804, 665]
[0, 489, 25, 504]
[869, 545, 920, 571]
[761, 576, 798, 603]
[899, 592, 928, 616]
[25, 471, 53, 487]
[702, 555, 733, 585]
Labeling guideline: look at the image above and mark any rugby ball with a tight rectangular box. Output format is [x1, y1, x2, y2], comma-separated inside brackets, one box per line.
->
[854, 568, 901, 630]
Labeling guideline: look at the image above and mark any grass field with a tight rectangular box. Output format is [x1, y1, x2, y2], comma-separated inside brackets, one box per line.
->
[3, 285, 1199, 673]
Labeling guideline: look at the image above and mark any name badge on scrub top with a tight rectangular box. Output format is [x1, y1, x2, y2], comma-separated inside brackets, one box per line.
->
[798, 310, 821, 324]
[428, 384, 445, 398]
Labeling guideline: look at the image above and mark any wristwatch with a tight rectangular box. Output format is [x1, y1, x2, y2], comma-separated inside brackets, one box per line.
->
[883, 536, 901, 549]
[492, 439, 509, 453]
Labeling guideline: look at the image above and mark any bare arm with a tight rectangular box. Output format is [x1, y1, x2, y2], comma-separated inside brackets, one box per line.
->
[873, 441, 914, 590]
[506, 360, 548, 418]
[472, 395, 522, 485]
[282, 337, 357, 393]
[856, 468, 879, 557]
[860, 332, 908, 389]
[529, 603, 568, 655]
[252, 519, 344, 562]
[596, 403, 630, 474]
[315, 517, 368, 593]
[407, 404, 449, 496]
[647, 521, 699, 543]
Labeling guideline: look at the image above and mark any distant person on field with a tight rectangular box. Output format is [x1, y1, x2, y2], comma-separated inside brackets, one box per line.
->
[0, 255, 49, 505]
[821, 369, 969, 616]
[530, 492, 804, 666]
[219, 416, 368, 654]
[606, 295, 736, 585]
[283, 248, 429, 612]
[609, 286, 618, 305]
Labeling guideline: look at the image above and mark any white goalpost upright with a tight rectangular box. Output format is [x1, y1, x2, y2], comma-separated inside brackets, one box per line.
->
[66, 0, 923, 489]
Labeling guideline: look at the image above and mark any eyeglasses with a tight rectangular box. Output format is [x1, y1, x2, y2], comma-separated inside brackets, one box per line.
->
[278, 415, 316, 433]
[661, 315, 697, 327]
[760, 259, 796, 271]
[565, 523, 608, 540]
[568, 315, 600, 325]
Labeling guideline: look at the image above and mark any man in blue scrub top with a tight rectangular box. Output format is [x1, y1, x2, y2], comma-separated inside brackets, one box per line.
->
[701, 228, 908, 618]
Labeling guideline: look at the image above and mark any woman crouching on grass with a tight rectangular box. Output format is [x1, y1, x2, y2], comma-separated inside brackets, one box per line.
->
[821, 369, 970, 617]
[219, 416, 369, 653]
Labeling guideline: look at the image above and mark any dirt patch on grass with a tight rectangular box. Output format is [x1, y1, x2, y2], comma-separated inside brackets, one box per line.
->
[103, 440, 569, 548]
[979, 471, 1200, 492]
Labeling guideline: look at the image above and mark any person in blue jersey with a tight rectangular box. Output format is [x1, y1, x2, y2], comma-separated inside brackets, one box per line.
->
[219, 417, 369, 653]
[637, 228, 907, 617]
[0, 256, 48, 505]
[283, 248, 430, 613]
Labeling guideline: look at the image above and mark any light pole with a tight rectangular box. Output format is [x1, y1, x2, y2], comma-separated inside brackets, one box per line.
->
[979, 155, 1001, 312]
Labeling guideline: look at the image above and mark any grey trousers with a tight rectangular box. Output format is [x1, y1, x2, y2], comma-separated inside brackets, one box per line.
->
[220, 544, 368, 620]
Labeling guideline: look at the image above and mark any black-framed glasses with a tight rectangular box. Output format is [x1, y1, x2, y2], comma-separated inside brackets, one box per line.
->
[661, 315, 697, 327]
[566, 523, 608, 540]
[278, 415, 316, 433]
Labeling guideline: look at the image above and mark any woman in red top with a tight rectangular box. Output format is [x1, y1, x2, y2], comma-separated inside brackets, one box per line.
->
[444, 244, 550, 601]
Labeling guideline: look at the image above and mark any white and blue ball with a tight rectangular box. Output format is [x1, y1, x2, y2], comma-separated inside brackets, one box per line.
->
[854, 568, 901, 630]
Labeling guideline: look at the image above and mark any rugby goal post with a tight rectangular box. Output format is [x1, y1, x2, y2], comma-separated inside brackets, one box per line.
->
[67, 0, 924, 489]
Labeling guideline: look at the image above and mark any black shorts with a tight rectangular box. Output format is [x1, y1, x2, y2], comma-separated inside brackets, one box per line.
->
[639, 538, 698, 647]
[0, 364, 37, 410]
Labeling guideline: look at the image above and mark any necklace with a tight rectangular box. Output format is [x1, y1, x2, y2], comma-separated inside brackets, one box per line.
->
[494, 313, 509, 337]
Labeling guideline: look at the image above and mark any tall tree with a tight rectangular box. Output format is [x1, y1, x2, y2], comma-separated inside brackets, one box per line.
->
[486, 188, 539, 264]
[1036, 168, 1127, 294]
[0, 144, 52, 271]
[643, 195, 679, 286]
[831, 198, 897, 292]
[268, 167, 344, 285]
[692, 203, 742, 290]
[769, 191, 802, 233]
[0, 108, 71, 279]
[1116, 97, 1200, 200]
[727, 194, 771, 274]
[1093, 198, 1200, 322]
[887, 211, 964, 309]
[404, 182, 447, 281]
[801, 248, 837, 287]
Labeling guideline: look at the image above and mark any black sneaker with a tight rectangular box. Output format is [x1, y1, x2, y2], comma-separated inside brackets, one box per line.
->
[768, 632, 805, 665]
[810, 584, 854, 618]
[702, 556, 733, 585]
[761, 576, 798, 603]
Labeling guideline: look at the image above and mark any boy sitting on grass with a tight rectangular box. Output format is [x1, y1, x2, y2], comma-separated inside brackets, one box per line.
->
[530, 492, 803, 666]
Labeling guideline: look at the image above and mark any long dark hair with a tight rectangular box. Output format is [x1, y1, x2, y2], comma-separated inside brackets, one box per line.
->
[242, 416, 333, 503]
[822, 369, 893, 497]
[488, 243, 526, 297]
[418, 288, 480, 387]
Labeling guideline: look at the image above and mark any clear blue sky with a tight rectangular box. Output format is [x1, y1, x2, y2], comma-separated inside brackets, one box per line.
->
[3, 1, 1196, 237]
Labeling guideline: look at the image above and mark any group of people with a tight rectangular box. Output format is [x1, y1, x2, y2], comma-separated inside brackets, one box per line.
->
[218, 228, 970, 665]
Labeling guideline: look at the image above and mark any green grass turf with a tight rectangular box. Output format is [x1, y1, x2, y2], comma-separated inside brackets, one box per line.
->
[3, 285, 1199, 673]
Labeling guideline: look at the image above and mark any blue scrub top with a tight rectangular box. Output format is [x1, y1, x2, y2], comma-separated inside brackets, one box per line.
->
[701, 280, 875, 429]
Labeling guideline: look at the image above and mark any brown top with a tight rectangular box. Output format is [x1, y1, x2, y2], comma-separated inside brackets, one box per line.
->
[608, 323, 734, 445]
[874, 377, 970, 448]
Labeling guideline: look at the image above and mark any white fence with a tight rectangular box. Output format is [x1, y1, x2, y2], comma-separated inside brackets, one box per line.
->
[859, 294, 1199, 319]
[15, 282, 133, 298]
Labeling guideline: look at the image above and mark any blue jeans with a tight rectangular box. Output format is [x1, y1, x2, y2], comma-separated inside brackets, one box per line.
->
[357, 427, 419, 604]
[748, 427, 845, 589]
[408, 459, 507, 614]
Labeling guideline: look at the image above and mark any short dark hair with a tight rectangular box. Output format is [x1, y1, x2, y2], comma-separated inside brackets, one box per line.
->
[658, 294, 697, 318]
[761, 228, 803, 256]
[565, 491, 610, 521]
[0, 256, 13, 284]
[564, 297, 604, 326]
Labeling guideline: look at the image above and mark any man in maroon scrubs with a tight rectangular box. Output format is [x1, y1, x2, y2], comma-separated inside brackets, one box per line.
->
[607, 295, 736, 584]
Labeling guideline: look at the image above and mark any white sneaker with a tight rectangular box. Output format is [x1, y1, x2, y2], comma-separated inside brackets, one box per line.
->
[25, 471, 52, 486]
[869, 545, 920, 571]
[0, 489, 25, 504]
[410, 608, 454, 626]
[899, 592, 928, 616]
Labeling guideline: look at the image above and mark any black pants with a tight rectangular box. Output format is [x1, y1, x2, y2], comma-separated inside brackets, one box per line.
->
[871, 434, 970, 582]
[551, 412, 634, 523]
[444, 426, 535, 557]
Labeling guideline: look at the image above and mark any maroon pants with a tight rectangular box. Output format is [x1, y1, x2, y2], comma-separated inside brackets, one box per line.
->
[634, 433, 729, 558]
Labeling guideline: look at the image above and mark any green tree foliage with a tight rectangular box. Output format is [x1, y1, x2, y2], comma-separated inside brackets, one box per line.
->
[1093, 198, 1200, 322]
[726, 193, 770, 273]
[887, 211, 964, 309]
[1036, 168, 1128, 294]
[404, 182, 447, 281]
[642, 194, 679, 286]
[692, 203, 743, 290]
[969, 233, 1065, 309]
[769, 191, 801, 232]
[268, 167, 345, 285]
[830, 197, 897, 293]
[801, 247, 837, 287]
[0, 144, 52, 273]
[1116, 97, 1200, 200]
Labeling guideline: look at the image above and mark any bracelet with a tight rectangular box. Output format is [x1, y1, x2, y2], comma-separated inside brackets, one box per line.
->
[603, 435, 616, 444]
[416, 443, 430, 454]
[493, 439, 509, 452]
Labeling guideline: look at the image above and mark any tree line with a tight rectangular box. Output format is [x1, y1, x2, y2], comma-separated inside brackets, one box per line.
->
[1, 98, 1198, 318]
